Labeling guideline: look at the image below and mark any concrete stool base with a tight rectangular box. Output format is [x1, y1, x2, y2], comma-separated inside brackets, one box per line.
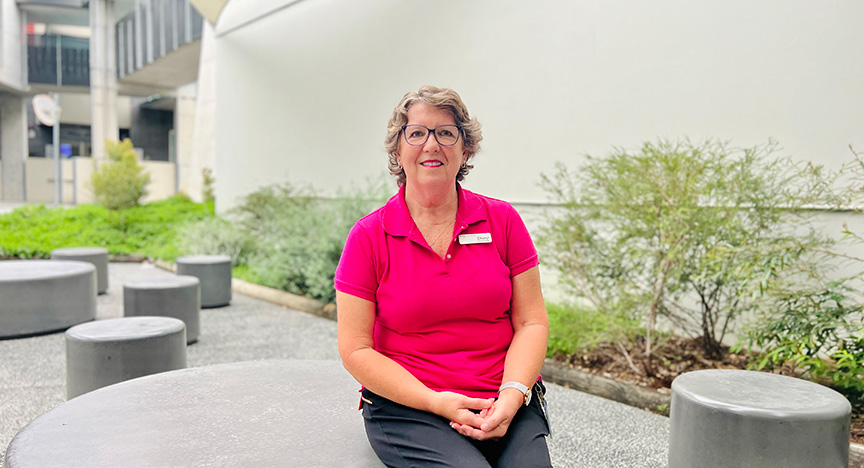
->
[65, 316, 187, 400]
[50, 247, 109, 294]
[176, 255, 232, 308]
[5, 360, 384, 467]
[668, 369, 851, 468]
[124, 276, 201, 344]
[0, 260, 97, 339]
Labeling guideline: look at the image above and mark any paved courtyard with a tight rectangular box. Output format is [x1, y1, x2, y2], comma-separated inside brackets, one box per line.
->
[0, 262, 669, 467]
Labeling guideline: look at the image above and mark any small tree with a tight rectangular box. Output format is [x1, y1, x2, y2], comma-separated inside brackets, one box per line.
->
[91, 138, 150, 210]
[539, 139, 837, 371]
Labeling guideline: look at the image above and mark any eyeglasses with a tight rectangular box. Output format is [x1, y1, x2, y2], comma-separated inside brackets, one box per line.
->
[401, 125, 462, 147]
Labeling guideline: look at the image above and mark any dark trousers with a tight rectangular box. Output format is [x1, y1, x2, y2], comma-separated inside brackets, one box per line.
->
[361, 382, 552, 468]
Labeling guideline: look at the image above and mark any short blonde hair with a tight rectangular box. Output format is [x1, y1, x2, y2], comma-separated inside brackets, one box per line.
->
[385, 85, 482, 187]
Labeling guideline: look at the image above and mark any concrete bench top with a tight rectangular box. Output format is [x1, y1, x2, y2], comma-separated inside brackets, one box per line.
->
[4, 360, 384, 468]
[672, 369, 851, 418]
[0, 260, 95, 282]
[124, 276, 200, 289]
[66, 316, 186, 343]
[176, 254, 231, 264]
[50, 247, 109, 256]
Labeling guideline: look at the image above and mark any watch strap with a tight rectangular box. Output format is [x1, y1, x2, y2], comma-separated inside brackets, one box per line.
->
[499, 381, 531, 405]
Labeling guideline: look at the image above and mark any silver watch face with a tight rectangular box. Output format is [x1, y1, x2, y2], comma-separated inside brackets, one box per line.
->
[525, 387, 532, 406]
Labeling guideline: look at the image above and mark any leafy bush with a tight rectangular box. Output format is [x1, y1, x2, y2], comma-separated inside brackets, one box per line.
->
[539, 139, 838, 365]
[741, 282, 864, 406]
[0, 195, 213, 259]
[175, 216, 255, 265]
[176, 180, 388, 303]
[91, 139, 150, 210]
[736, 148, 864, 406]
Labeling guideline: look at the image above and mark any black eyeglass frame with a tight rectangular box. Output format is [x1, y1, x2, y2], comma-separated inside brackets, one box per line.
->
[401, 125, 463, 147]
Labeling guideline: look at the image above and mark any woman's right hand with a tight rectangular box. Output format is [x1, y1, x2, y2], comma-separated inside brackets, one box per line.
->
[428, 391, 493, 429]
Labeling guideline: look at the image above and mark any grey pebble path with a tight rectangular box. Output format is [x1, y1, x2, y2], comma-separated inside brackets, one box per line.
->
[0, 262, 669, 467]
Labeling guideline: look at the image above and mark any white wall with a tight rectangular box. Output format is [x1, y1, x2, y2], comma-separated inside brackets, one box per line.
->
[212, 0, 864, 212]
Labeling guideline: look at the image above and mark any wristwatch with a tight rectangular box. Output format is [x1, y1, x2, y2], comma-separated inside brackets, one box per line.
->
[499, 381, 532, 406]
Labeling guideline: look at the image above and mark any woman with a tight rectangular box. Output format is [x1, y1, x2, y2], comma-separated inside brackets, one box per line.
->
[335, 85, 551, 468]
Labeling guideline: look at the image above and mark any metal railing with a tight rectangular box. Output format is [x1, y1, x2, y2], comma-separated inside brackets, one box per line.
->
[25, 0, 204, 87]
[117, 0, 204, 78]
[27, 34, 90, 87]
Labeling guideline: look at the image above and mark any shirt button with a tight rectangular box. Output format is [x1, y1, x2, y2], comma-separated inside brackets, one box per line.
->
[446, 254, 452, 259]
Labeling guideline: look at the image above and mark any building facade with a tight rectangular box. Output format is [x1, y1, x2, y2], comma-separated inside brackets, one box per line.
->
[0, 0, 208, 204]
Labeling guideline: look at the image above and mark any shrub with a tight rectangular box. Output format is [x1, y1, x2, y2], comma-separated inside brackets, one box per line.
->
[175, 216, 254, 265]
[91, 138, 150, 210]
[0, 195, 213, 259]
[539, 139, 838, 367]
[741, 282, 864, 407]
[737, 147, 864, 406]
[176, 179, 388, 303]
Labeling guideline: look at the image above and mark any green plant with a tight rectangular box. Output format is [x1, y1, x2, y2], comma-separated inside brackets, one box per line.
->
[176, 179, 389, 303]
[0, 195, 213, 259]
[741, 282, 864, 406]
[91, 138, 150, 210]
[174, 216, 254, 265]
[202, 167, 215, 204]
[546, 301, 642, 358]
[539, 139, 838, 367]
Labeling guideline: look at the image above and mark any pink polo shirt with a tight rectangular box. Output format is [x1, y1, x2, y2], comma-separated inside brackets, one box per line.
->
[334, 184, 539, 398]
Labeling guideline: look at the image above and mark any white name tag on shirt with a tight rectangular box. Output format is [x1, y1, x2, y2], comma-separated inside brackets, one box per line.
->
[459, 233, 492, 245]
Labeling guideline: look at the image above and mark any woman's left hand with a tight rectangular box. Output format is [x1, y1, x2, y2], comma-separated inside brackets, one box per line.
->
[449, 390, 524, 440]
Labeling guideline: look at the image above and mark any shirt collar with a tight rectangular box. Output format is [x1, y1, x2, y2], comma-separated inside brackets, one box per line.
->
[383, 184, 487, 237]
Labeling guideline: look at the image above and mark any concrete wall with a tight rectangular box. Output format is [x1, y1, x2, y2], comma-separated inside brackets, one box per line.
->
[26, 157, 77, 203]
[139, 160, 177, 203]
[58, 94, 133, 131]
[25, 156, 176, 204]
[212, 0, 864, 212]
[183, 21, 217, 202]
[0, 0, 24, 90]
[0, 93, 26, 200]
[175, 82, 199, 199]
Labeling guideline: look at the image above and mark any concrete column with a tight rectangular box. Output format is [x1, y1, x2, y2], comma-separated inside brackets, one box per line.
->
[89, 0, 119, 162]
[185, 21, 216, 203]
[0, 93, 27, 201]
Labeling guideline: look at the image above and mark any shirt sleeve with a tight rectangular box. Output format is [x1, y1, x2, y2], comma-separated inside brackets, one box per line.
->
[334, 221, 378, 303]
[504, 205, 539, 277]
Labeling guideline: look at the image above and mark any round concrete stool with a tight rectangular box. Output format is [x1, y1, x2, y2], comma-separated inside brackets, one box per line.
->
[65, 316, 187, 400]
[0, 260, 97, 338]
[50, 247, 109, 294]
[124, 276, 201, 344]
[175, 255, 231, 308]
[5, 360, 384, 468]
[668, 369, 851, 468]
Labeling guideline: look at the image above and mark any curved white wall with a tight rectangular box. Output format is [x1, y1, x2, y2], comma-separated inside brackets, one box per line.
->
[213, 0, 864, 211]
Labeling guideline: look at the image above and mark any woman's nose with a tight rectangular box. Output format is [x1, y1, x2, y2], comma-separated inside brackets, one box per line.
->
[423, 132, 440, 152]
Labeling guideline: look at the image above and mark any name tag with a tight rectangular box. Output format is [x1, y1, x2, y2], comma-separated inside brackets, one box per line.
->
[459, 233, 492, 245]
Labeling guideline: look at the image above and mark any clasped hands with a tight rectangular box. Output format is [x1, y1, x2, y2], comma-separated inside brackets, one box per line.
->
[431, 391, 523, 441]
